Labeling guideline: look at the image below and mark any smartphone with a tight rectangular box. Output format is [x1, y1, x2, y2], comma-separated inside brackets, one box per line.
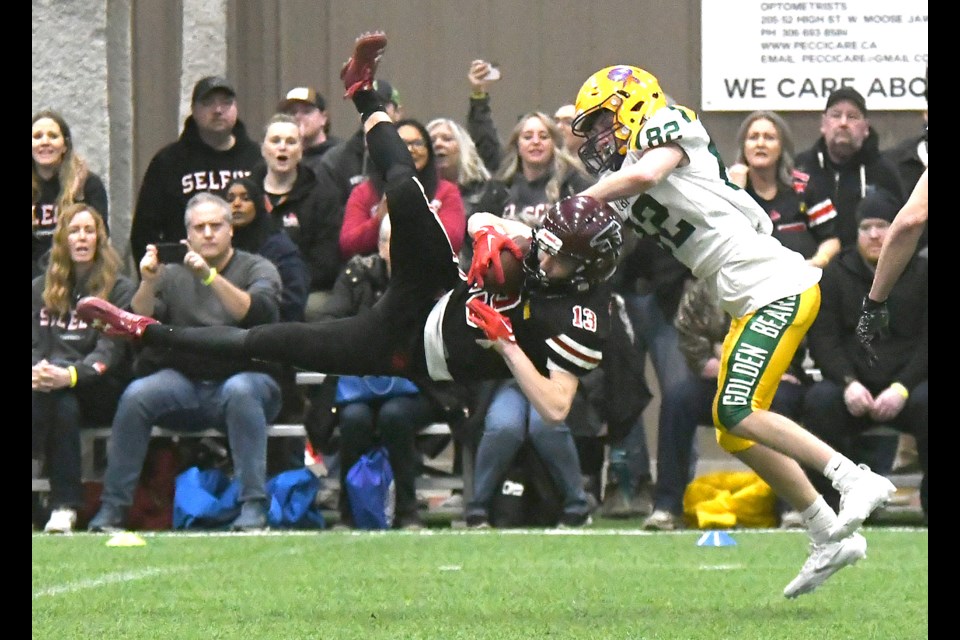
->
[485, 64, 501, 81]
[155, 242, 188, 264]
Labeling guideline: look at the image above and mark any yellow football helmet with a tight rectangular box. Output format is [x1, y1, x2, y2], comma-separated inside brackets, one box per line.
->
[572, 66, 667, 174]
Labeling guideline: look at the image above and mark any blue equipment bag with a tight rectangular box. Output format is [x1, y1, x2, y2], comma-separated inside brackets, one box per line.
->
[345, 447, 395, 529]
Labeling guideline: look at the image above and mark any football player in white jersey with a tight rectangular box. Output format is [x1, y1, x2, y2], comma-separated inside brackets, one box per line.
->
[570, 65, 896, 598]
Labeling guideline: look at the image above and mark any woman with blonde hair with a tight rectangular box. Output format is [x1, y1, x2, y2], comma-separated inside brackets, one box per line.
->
[475, 111, 594, 228]
[727, 110, 839, 267]
[32, 110, 109, 278]
[33, 203, 134, 533]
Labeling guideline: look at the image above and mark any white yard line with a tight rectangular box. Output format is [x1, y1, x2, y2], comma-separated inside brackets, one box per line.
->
[33, 567, 171, 599]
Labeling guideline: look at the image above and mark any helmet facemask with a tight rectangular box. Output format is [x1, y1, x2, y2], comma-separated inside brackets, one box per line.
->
[522, 228, 593, 295]
[572, 102, 630, 175]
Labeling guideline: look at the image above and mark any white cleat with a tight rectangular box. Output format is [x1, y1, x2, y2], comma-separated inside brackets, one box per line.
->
[783, 532, 867, 598]
[829, 465, 896, 541]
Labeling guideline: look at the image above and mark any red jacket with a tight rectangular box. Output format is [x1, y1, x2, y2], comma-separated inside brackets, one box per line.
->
[338, 178, 466, 261]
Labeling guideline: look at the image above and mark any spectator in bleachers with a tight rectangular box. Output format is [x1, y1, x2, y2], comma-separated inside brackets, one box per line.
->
[727, 110, 839, 267]
[318, 216, 444, 530]
[794, 87, 905, 251]
[881, 78, 928, 255]
[427, 116, 493, 266]
[426, 59, 504, 268]
[87, 192, 283, 532]
[475, 111, 595, 228]
[226, 176, 309, 323]
[33, 110, 109, 279]
[322, 79, 403, 207]
[130, 76, 261, 266]
[464, 59, 503, 175]
[225, 174, 310, 431]
[251, 113, 344, 321]
[804, 188, 927, 523]
[339, 117, 465, 261]
[606, 239, 692, 521]
[553, 104, 586, 169]
[465, 377, 596, 529]
[33, 204, 134, 533]
[277, 86, 342, 182]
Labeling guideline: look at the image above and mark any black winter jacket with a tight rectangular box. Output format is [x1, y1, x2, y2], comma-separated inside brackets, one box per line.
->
[794, 128, 906, 248]
[807, 247, 927, 392]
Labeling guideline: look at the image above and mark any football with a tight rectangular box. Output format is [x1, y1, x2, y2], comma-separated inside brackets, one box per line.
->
[484, 235, 531, 296]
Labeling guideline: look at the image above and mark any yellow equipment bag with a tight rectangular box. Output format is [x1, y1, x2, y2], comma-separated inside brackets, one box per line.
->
[682, 470, 778, 529]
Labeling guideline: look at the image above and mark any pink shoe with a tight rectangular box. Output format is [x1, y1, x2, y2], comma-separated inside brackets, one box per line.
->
[340, 30, 387, 98]
[76, 296, 159, 339]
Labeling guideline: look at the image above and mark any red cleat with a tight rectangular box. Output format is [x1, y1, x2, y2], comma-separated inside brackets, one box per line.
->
[340, 30, 387, 98]
[76, 296, 159, 339]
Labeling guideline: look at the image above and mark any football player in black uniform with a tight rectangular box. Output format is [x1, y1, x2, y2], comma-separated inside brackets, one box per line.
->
[78, 31, 623, 424]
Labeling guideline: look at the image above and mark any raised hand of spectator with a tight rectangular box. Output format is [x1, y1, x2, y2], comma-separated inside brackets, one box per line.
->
[726, 162, 749, 188]
[468, 60, 496, 95]
[842, 380, 874, 417]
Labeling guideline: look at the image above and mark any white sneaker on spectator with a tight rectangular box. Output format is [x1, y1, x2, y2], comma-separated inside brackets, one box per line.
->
[43, 508, 77, 534]
[779, 510, 805, 529]
[642, 509, 681, 531]
[783, 532, 866, 598]
[830, 465, 896, 540]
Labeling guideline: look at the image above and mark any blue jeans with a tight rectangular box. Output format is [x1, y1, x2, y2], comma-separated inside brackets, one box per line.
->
[619, 292, 695, 486]
[466, 381, 590, 519]
[100, 368, 281, 507]
[32, 377, 125, 510]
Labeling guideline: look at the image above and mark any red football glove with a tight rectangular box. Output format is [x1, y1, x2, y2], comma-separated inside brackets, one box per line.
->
[467, 226, 523, 289]
[467, 298, 516, 344]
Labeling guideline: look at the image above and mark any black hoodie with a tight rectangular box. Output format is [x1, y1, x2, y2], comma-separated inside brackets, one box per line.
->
[129, 116, 261, 265]
[794, 128, 906, 248]
[249, 162, 344, 292]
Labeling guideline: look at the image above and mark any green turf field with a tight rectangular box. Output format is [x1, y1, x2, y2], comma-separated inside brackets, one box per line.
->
[32, 526, 927, 640]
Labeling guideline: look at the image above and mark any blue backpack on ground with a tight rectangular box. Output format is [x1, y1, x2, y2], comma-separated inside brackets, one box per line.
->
[345, 447, 395, 529]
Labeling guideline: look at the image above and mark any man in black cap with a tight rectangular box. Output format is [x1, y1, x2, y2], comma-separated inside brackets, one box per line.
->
[803, 187, 927, 524]
[278, 86, 342, 180]
[320, 78, 403, 206]
[130, 75, 261, 265]
[794, 87, 905, 253]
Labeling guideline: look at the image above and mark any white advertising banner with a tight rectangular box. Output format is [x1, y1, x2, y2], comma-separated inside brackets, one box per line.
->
[701, 0, 928, 111]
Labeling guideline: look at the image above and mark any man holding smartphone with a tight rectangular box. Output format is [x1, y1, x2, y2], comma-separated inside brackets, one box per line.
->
[87, 192, 284, 533]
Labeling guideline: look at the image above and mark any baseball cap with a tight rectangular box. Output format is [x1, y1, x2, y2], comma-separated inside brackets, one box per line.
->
[277, 86, 327, 112]
[373, 79, 401, 107]
[824, 87, 867, 116]
[855, 188, 901, 224]
[191, 75, 236, 104]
